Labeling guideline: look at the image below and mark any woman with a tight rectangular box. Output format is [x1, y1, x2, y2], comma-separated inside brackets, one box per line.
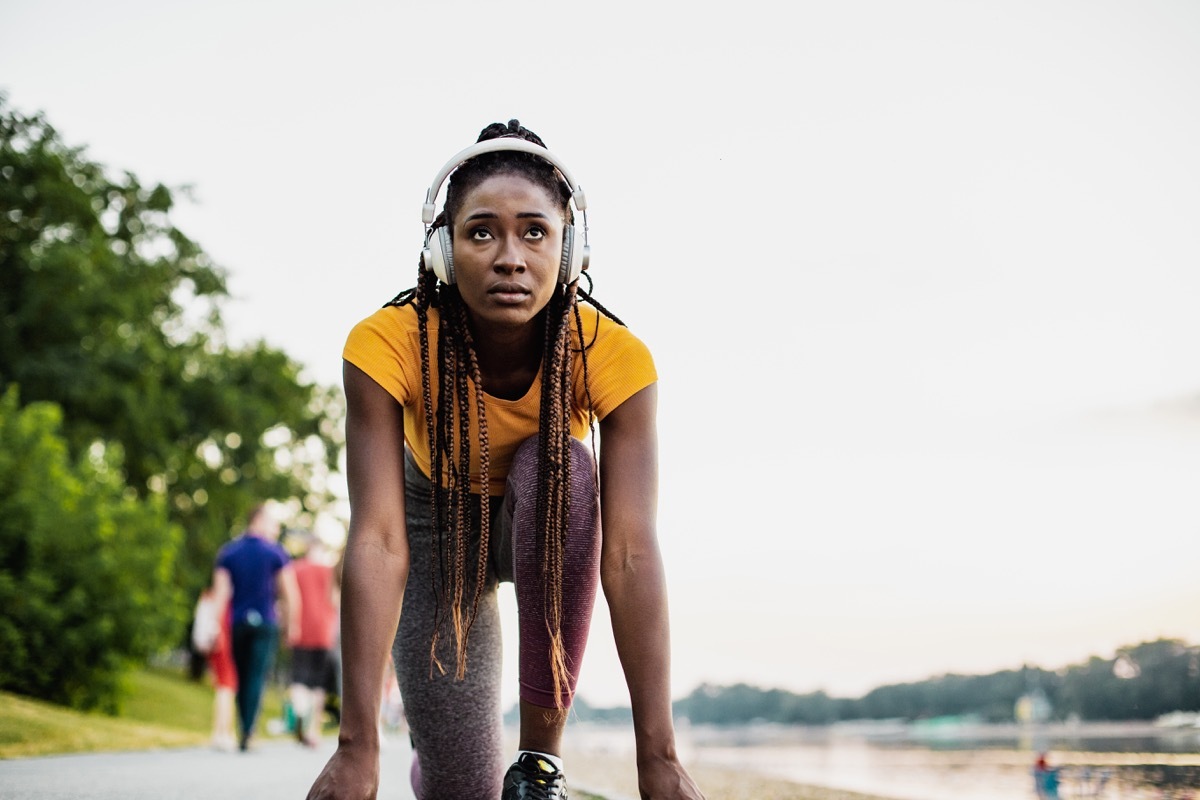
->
[306, 120, 703, 800]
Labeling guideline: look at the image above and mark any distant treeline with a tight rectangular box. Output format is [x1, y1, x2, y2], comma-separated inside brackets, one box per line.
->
[565, 638, 1200, 726]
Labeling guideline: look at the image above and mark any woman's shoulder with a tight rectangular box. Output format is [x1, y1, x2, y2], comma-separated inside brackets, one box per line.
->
[344, 301, 435, 405]
[570, 305, 656, 419]
[575, 304, 645, 344]
[575, 305, 652, 360]
[345, 302, 439, 355]
[572, 305, 656, 387]
[349, 301, 430, 336]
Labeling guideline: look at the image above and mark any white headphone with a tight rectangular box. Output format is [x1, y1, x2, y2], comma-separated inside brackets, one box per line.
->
[420, 138, 591, 285]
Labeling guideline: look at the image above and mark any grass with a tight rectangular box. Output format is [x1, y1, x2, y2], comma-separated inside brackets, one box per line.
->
[0, 665, 287, 759]
[119, 666, 219, 734]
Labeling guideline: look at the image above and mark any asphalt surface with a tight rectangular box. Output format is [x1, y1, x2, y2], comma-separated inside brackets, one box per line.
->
[0, 737, 418, 800]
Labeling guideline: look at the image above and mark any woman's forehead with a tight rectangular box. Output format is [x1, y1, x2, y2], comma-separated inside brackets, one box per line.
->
[457, 173, 563, 212]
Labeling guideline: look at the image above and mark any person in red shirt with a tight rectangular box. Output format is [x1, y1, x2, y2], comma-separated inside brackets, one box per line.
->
[194, 584, 238, 751]
[207, 591, 238, 750]
[288, 532, 341, 747]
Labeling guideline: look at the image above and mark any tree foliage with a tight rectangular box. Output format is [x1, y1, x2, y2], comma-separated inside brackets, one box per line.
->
[852, 667, 1047, 722]
[1057, 639, 1200, 721]
[0, 95, 344, 706]
[670, 639, 1200, 726]
[0, 388, 183, 710]
[676, 683, 842, 725]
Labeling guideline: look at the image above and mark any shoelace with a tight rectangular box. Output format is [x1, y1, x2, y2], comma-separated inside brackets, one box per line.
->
[516, 766, 565, 800]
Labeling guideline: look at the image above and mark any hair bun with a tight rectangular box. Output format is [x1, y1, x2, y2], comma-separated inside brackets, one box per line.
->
[476, 119, 548, 148]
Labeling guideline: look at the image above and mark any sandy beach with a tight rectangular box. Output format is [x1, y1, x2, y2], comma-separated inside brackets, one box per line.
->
[557, 740, 899, 800]
[566, 758, 900, 800]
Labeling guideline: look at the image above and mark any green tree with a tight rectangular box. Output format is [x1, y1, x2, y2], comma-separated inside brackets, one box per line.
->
[1057, 639, 1200, 720]
[673, 682, 840, 725]
[0, 388, 183, 711]
[0, 95, 344, 609]
[1122, 639, 1199, 718]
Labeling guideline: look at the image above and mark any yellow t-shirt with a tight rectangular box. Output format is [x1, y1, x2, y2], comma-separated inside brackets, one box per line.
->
[343, 303, 657, 496]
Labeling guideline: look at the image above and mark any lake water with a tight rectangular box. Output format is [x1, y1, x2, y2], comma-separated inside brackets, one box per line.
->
[568, 720, 1200, 799]
[689, 721, 1200, 800]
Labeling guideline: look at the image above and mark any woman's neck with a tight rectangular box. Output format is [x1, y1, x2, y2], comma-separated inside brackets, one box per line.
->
[470, 314, 545, 400]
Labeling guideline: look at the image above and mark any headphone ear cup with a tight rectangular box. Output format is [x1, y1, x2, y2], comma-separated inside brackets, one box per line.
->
[422, 226, 456, 284]
[560, 224, 588, 284]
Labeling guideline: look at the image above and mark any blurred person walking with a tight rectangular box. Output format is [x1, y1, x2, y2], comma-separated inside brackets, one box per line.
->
[288, 531, 341, 747]
[193, 584, 239, 750]
[211, 502, 301, 751]
[208, 599, 238, 750]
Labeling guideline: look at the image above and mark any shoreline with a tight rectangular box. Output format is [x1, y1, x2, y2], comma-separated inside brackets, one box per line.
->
[570, 762, 901, 800]
[559, 743, 901, 800]
[505, 727, 900, 800]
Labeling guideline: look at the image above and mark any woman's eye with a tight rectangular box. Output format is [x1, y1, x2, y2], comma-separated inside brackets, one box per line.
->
[524, 226, 546, 240]
[469, 227, 492, 241]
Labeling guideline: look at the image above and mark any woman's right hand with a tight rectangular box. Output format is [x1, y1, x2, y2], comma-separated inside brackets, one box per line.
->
[305, 743, 380, 800]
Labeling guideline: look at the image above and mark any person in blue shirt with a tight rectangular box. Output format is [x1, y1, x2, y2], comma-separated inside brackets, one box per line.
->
[212, 502, 301, 751]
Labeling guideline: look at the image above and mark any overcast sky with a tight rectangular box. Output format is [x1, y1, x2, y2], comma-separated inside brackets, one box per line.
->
[3, 0, 1199, 708]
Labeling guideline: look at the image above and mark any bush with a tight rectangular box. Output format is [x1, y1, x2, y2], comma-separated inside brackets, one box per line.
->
[0, 387, 185, 711]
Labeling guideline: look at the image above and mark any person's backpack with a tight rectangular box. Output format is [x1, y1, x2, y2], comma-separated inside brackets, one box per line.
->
[191, 592, 220, 654]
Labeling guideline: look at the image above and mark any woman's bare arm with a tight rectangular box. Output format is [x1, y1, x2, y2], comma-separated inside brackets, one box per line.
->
[599, 384, 704, 799]
[307, 361, 410, 800]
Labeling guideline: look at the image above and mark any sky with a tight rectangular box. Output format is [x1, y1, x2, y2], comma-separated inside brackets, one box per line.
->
[2, 0, 1199, 709]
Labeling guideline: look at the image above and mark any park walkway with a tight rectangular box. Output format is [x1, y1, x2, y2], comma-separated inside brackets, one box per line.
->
[0, 737, 417, 800]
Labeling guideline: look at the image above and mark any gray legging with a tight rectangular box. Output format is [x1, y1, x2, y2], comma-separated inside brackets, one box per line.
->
[395, 436, 601, 799]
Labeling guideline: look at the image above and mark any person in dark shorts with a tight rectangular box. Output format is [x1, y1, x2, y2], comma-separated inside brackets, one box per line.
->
[305, 120, 704, 800]
[288, 532, 340, 747]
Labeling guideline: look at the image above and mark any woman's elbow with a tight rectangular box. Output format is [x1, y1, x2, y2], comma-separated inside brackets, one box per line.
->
[600, 545, 664, 593]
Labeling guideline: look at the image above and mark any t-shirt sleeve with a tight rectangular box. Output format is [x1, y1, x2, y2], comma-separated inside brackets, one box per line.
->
[577, 314, 658, 420]
[342, 305, 419, 407]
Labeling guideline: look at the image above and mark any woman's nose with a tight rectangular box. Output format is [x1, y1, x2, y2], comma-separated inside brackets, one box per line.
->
[493, 234, 526, 270]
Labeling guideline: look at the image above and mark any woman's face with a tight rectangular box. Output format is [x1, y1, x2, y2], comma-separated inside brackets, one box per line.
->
[450, 172, 565, 331]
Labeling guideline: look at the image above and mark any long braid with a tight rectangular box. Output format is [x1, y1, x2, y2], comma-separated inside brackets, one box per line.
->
[446, 295, 465, 664]
[434, 275, 458, 675]
[457, 310, 492, 665]
[555, 291, 578, 704]
[450, 293, 475, 678]
[577, 285, 625, 327]
[534, 286, 578, 706]
[572, 298, 602, 490]
[401, 265, 448, 676]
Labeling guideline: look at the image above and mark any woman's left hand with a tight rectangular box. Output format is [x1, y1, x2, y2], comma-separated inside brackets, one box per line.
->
[637, 755, 706, 799]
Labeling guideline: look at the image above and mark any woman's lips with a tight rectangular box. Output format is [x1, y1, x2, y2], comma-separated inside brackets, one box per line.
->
[488, 283, 530, 303]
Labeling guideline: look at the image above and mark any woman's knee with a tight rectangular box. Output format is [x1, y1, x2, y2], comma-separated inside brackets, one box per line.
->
[508, 436, 597, 504]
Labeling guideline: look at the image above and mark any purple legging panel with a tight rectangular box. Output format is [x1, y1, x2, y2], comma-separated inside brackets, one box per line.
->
[506, 435, 602, 708]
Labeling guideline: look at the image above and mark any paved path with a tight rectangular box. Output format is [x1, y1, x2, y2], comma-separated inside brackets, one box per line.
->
[0, 737, 417, 800]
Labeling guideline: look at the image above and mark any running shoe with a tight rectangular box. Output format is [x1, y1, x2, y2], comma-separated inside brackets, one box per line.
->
[501, 752, 569, 800]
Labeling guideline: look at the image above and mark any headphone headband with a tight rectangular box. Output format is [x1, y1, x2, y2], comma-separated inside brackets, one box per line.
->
[421, 137, 588, 225]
